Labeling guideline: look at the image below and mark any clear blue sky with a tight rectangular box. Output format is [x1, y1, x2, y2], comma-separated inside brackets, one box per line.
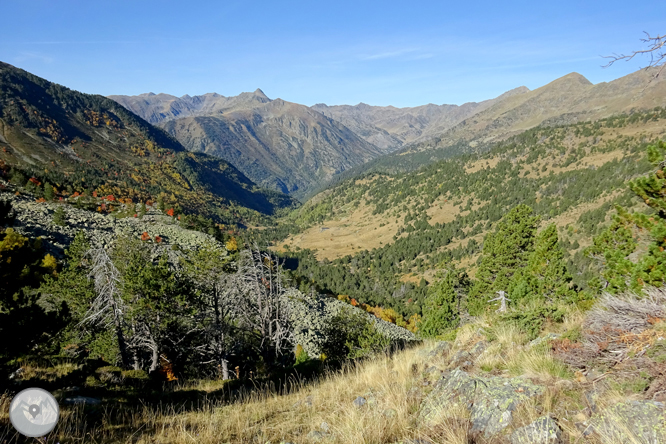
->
[1, 0, 664, 107]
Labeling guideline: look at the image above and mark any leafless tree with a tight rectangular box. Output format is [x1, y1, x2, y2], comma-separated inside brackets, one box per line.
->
[604, 32, 666, 78]
[83, 248, 131, 368]
[231, 244, 294, 369]
[193, 272, 242, 380]
[488, 290, 510, 313]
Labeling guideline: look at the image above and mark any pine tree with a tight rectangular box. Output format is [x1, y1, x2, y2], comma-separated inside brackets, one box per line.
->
[467, 204, 540, 315]
[44, 182, 55, 201]
[420, 264, 470, 337]
[587, 141, 666, 292]
[53, 206, 66, 226]
[525, 223, 574, 302]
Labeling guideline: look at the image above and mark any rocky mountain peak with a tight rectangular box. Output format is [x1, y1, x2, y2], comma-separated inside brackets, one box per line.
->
[253, 88, 269, 99]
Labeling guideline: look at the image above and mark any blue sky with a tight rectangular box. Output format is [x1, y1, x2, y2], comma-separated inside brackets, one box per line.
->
[1, 0, 664, 107]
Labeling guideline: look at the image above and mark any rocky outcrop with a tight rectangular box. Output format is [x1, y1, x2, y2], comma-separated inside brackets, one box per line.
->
[510, 416, 562, 444]
[1, 190, 223, 261]
[418, 369, 544, 439]
[587, 400, 666, 444]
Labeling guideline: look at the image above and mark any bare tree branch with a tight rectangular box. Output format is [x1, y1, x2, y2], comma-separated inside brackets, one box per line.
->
[231, 244, 294, 368]
[603, 32, 666, 78]
[83, 248, 131, 368]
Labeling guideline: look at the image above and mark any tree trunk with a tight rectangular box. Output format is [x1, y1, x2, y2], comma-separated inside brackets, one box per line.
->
[149, 337, 159, 373]
[113, 320, 130, 369]
[220, 358, 229, 380]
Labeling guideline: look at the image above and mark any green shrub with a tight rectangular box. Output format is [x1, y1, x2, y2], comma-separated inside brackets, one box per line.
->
[321, 308, 391, 363]
[561, 326, 583, 343]
[500, 306, 566, 341]
[95, 365, 121, 383]
[121, 369, 149, 380]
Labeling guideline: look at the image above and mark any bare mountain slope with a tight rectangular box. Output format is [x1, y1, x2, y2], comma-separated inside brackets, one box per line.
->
[159, 98, 384, 195]
[311, 86, 530, 151]
[414, 68, 666, 153]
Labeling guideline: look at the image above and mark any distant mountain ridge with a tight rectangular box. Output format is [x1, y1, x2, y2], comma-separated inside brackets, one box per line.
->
[311, 86, 530, 151]
[109, 89, 271, 124]
[110, 67, 666, 198]
[411, 68, 666, 154]
[111, 90, 384, 196]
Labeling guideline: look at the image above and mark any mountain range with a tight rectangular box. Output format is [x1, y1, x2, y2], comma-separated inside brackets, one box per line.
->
[110, 68, 666, 198]
[111, 90, 383, 196]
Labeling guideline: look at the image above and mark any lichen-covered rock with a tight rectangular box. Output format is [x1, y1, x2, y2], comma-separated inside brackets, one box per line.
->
[418, 369, 544, 439]
[469, 340, 488, 356]
[284, 290, 418, 358]
[448, 340, 487, 369]
[353, 396, 367, 408]
[588, 400, 666, 444]
[449, 350, 472, 368]
[528, 333, 560, 349]
[420, 341, 451, 359]
[510, 416, 562, 444]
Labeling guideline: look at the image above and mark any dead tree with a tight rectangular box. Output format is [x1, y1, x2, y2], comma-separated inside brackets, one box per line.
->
[488, 290, 511, 313]
[232, 244, 294, 370]
[604, 32, 666, 78]
[193, 273, 240, 380]
[83, 248, 130, 368]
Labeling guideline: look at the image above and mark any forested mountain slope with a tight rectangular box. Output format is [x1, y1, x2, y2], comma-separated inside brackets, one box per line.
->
[251, 107, 666, 319]
[0, 61, 296, 224]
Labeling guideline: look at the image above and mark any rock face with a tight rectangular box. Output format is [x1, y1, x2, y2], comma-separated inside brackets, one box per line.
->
[418, 369, 544, 439]
[159, 101, 383, 197]
[588, 400, 666, 444]
[510, 416, 562, 444]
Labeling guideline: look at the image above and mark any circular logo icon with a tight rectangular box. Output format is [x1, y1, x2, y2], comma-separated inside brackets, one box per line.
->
[9, 388, 59, 437]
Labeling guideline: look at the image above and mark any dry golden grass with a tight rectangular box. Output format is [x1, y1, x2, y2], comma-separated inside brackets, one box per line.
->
[276, 199, 405, 260]
[5, 301, 663, 443]
[16, 361, 81, 381]
[127, 347, 436, 444]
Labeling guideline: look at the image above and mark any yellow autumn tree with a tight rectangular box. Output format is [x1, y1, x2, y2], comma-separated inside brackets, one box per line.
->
[225, 237, 238, 252]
